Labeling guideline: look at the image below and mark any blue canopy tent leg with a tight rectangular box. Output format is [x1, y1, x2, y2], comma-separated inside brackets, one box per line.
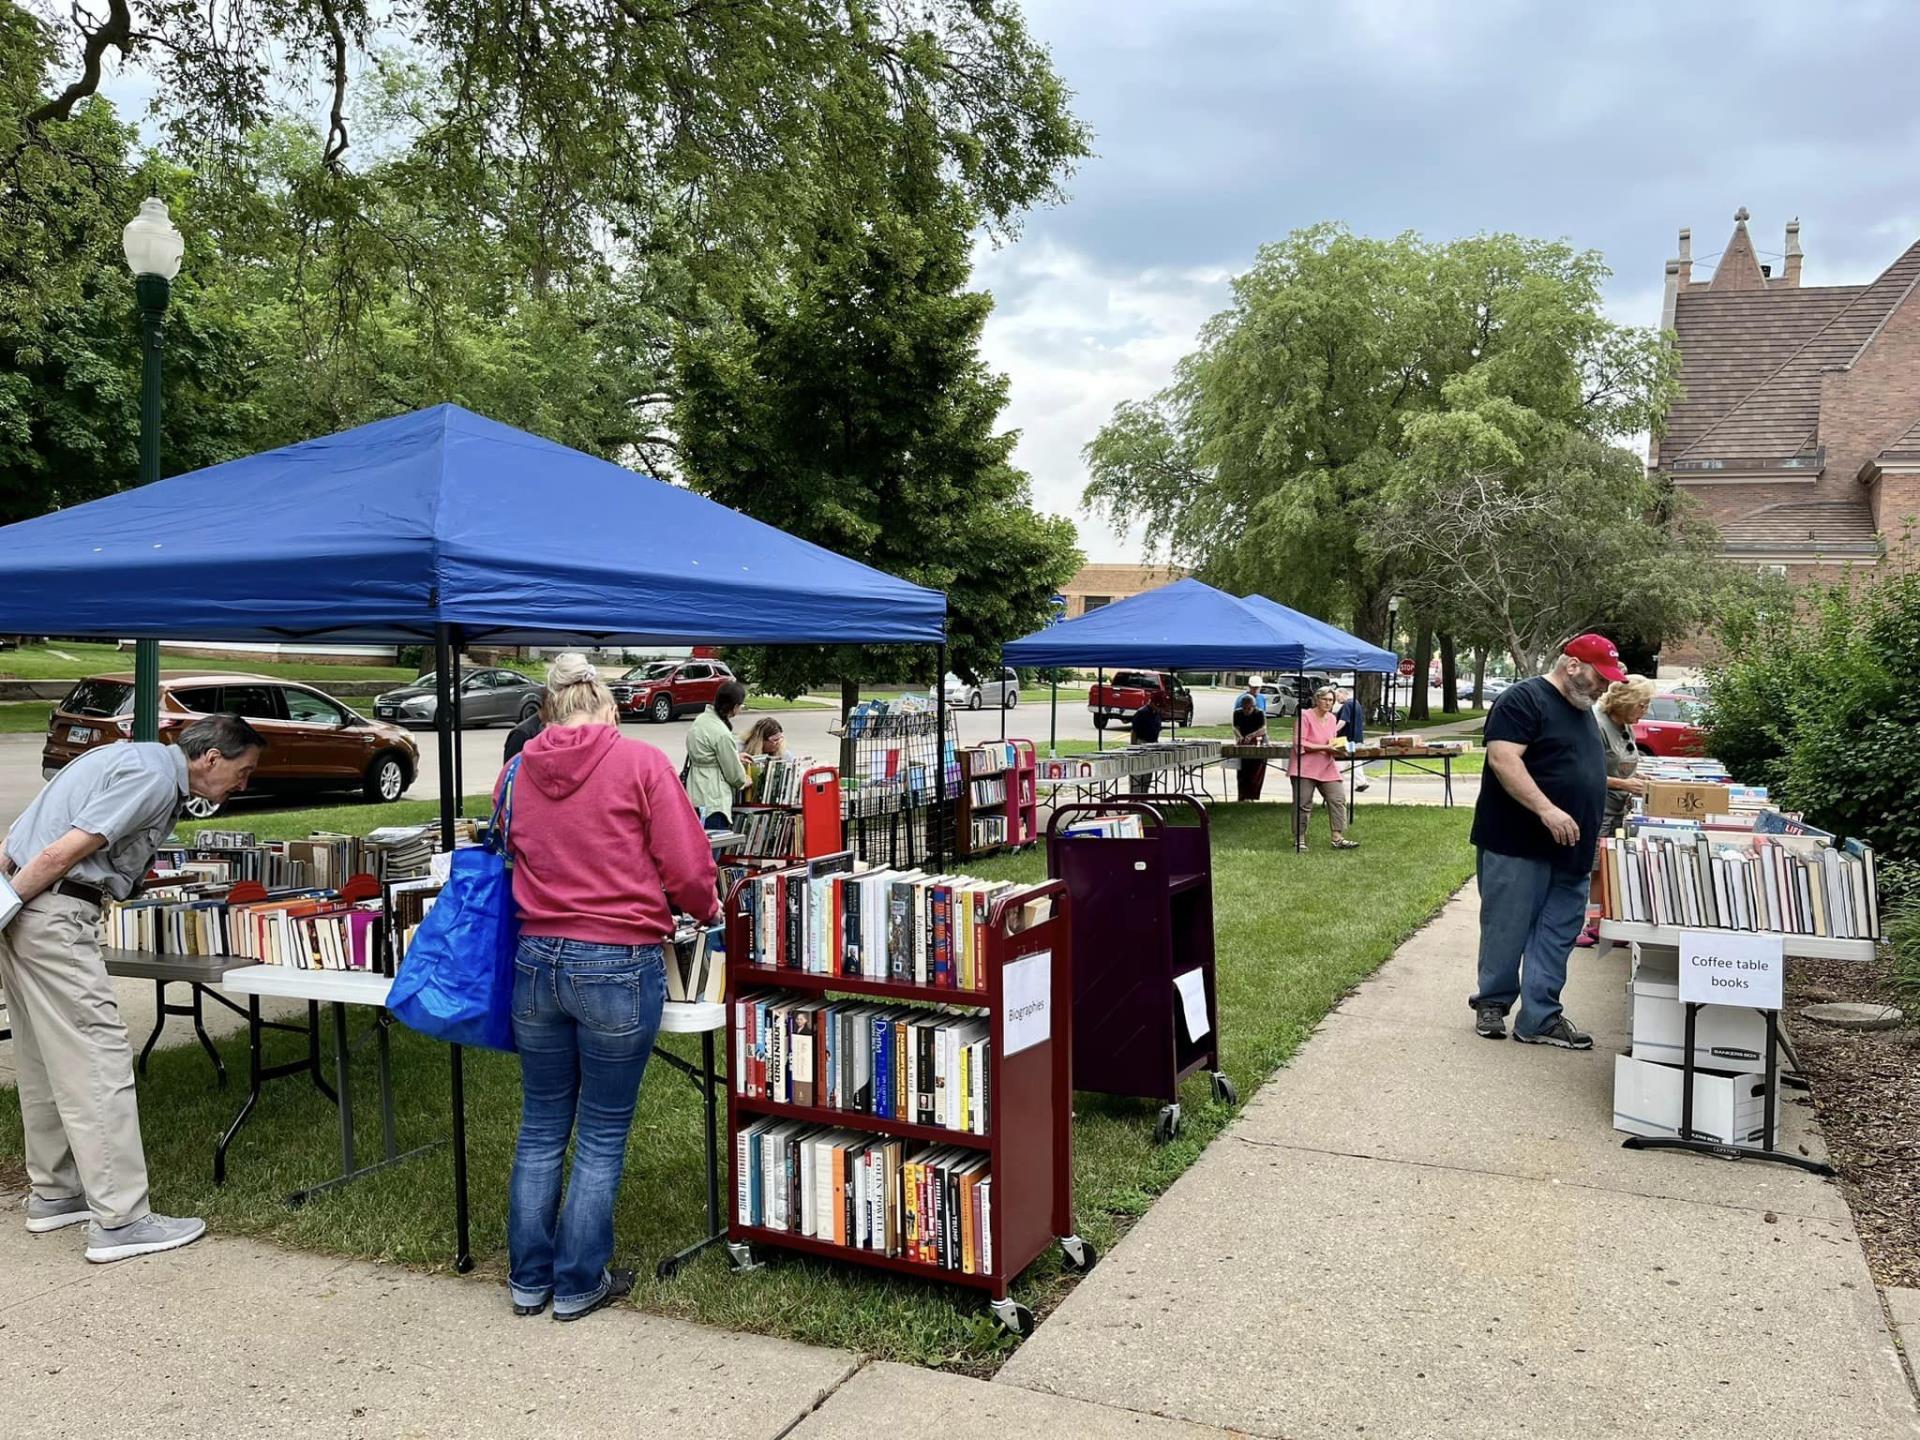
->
[1096, 668, 1104, 751]
[1292, 666, 1305, 854]
[434, 625, 475, 1274]
[934, 640, 948, 870]
[451, 646, 465, 816]
[1049, 677, 1058, 756]
[999, 647, 1007, 743]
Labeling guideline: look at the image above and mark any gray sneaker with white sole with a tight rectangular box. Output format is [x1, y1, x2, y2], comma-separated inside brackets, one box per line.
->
[85, 1213, 207, 1264]
[25, 1193, 91, 1233]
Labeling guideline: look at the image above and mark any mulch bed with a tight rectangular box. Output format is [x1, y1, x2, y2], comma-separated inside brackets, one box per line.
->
[1787, 957, 1920, 1289]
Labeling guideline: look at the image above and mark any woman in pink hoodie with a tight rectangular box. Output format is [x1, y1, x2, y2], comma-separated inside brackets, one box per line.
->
[494, 654, 718, 1321]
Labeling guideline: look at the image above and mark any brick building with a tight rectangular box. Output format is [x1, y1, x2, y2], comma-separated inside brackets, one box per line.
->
[1653, 209, 1920, 587]
[1058, 562, 1187, 618]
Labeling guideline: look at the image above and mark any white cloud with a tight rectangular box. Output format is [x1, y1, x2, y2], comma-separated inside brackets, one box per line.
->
[976, 236, 1231, 563]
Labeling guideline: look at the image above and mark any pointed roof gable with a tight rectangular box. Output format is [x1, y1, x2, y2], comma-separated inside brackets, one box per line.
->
[1670, 237, 1920, 464]
[1709, 208, 1767, 291]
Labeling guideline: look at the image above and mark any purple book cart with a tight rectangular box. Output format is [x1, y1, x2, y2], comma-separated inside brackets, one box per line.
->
[1045, 796, 1237, 1143]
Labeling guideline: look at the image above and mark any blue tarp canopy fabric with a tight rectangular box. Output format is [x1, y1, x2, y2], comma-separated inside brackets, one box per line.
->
[1003, 577, 1323, 671]
[1238, 595, 1398, 674]
[0, 404, 945, 645]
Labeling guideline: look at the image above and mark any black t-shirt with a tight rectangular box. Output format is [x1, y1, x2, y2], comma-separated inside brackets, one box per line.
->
[1470, 676, 1605, 873]
[1232, 705, 1266, 738]
[1130, 704, 1163, 744]
[503, 713, 544, 764]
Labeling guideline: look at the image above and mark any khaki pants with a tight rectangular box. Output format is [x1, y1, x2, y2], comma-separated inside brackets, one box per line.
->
[1293, 776, 1349, 838]
[0, 893, 150, 1226]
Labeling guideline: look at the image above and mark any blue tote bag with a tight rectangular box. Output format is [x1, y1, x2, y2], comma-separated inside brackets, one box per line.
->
[387, 757, 522, 1052]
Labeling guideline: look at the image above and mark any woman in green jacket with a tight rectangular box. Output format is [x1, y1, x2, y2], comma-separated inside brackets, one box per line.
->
[686, 680, 749, 826]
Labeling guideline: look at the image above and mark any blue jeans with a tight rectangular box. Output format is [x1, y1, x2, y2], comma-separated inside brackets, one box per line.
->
[1470, 849, 1590, 1037]
[508, 936, 665, 1314]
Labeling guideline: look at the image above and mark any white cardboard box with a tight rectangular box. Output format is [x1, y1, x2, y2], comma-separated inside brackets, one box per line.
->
[1628, 956, 1774, 1071]
[1613, 1053, 1778, 1148]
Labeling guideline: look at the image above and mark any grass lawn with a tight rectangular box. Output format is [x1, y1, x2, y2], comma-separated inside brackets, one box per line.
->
[0, 701, 55, 734]
[0, 641, 418, 684]
[175, 796, 499, 844]
[1045, 733, 1487, 775]
[1, 800, 1473, 1371]
[740, 695, 834, 712]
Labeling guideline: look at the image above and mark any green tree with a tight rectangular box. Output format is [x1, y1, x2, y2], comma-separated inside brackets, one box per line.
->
[673, 124, 1081, 700]
[1083, 227, 1682, 655]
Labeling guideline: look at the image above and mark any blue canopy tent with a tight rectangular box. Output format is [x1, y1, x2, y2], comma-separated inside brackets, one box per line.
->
[0, 402, 948, 1273]
[1002, 577, 1322, 672]
[1237, 595, 1397, 675]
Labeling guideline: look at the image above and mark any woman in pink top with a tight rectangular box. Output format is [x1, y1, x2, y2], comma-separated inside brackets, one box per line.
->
[1289, 685, 1358, 851]
[493, 654, 718, 1322]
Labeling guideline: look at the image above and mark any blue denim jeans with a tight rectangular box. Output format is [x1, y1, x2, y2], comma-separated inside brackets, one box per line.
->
[1469, 849, 1591, 1037]
[508, 936, 665, 1315]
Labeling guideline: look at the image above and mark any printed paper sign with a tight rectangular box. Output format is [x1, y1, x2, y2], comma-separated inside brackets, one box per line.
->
[1678, 930, 1783, 1011]
[429, 851, 454, 884]
[1173, 968, 1211, 1041]
[1002, 950, 1052, 1057]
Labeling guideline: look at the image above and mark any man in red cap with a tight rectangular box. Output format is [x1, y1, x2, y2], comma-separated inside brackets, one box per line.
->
[1467, 633, 1623, 1048]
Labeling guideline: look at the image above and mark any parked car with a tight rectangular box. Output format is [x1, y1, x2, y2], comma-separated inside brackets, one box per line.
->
[609, 659, 736, 723]
[372, 668, 545, 729]
[1632, 693, 1708, 757]
[42, 673, 420, 817]
[1088, 670, 1194, 730]
[943, 668, 1021, 710]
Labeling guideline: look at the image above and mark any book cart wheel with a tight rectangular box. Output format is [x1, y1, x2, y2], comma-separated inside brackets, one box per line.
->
[1210, 1071, 1238, 1107]
[1058, 1234, 1098, 1274]
[725, 1241, 765, 1274]
[990, 1297, 1036, 1338]
[1153, 1102, 1182, 1146]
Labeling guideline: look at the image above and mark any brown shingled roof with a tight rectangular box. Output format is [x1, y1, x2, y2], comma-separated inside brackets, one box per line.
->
[1717, 501, 1882, 554]
[1667, 239, 1920, 465]
[1662, 286, 1859, 459]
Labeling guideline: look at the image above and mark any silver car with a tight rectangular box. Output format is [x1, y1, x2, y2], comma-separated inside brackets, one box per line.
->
[943, 667, 1021, 710]
[372, 667, 546, 729]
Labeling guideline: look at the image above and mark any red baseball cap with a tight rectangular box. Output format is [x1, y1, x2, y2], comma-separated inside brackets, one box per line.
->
[1562, 633, 1627, 683]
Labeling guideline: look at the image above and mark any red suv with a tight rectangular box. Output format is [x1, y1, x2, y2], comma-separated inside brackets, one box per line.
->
[42, 673, 420, 817]
[610, 660, 736, 723]
[1632, 693, 1708, 757]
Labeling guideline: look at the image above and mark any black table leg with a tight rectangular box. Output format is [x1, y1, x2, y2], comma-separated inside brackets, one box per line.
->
[377, 1014, 397, 1160]
[286, 1005, 444, 1209]
[657, 1029, 727, 1280]
[452, 1043, 473, 1272]
[215, 996, 264, 1185]
[138, 979, 167, 1075]
[308, 1000, 338, 1104]
[332, 1001, 355, 1179]
[190, 983, 227, 1088]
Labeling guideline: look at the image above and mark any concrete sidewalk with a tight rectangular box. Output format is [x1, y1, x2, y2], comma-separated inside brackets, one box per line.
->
[0, 1208, 1239, 1440]
[997, 887, 1920, 1438]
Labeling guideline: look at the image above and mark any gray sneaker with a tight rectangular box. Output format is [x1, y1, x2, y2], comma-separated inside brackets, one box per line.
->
[84, 1213, 207, 1264]
[25, 1192, 91, 1234]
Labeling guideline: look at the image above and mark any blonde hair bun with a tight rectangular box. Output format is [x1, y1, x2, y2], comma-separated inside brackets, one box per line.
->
[546, 652, 599, 688]
[542, 652, 615, 725]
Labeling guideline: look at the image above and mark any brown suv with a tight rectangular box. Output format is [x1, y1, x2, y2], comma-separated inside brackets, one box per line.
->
[42, 673, 421, 818]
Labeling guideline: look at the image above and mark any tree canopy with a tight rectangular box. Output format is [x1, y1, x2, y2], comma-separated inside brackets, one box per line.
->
[1081, 225, 1722, 667]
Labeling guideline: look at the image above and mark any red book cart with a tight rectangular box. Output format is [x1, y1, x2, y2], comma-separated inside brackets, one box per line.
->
[721, 863, 1090, 1335]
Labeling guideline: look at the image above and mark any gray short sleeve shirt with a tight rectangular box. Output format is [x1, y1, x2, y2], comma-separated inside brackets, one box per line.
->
[3, 743, 190, 898]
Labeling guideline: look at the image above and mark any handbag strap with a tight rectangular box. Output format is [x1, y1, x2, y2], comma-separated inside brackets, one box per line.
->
[492, 755, 524, 856]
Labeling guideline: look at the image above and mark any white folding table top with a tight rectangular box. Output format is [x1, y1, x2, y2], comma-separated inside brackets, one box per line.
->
[222, 964, 395, 1007]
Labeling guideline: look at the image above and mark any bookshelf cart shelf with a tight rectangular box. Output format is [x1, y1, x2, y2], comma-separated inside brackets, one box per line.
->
[1047, 796, 1235, 1146]
[733, 766, 844, 863]
[1598, 918, 1869, 1176]
[721, 868, 1089, 1334]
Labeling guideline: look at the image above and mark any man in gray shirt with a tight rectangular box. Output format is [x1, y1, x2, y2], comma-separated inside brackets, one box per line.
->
[1, 714, 264, 1262]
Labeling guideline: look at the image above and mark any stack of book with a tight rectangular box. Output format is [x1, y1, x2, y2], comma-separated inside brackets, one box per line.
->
[666, 921, 726, 1004]
[1034, 739, 1220, 784]
[363, 826, 438, 879]
[734, 1119, 992, 1273]
[153, 842, 311, 889]
[734, 996, 990, 1132]
[101, 888, 391, 969]
[1598, 817, 1879, 939]
[744, 754, 812, 807]
[386, 878, 444, 965]
[735, 808, 801, 858]
[737, 858, 1022, 991]
[968, 814, 1008, 851]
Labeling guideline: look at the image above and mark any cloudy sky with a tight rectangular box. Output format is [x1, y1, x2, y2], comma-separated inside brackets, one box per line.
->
[981, 0, 1920, 560]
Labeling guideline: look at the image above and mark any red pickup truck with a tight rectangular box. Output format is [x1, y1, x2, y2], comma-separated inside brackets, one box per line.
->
[1088, 670, 1194, 730]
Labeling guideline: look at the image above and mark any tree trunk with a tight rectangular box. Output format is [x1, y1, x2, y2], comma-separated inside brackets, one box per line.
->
[1409, 623, 1433, 722]
[1471, 646, 1488, 709]
[1439, 633, 1459, 714]
[840, 676, 861, 725]
[1353, 585, 1391, 711]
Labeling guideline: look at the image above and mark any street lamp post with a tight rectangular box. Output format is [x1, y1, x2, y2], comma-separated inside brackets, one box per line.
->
[122, 198, 184, 743]
[1386, 594, 1403, 735]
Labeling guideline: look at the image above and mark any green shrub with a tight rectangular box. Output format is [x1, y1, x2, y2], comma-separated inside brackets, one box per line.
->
[1889, 894, 1920, 1010]
[1704, 568, 1920, 879]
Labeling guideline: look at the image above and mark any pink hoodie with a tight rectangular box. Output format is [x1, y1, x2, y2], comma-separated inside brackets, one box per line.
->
[494, 724, 718, 946]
